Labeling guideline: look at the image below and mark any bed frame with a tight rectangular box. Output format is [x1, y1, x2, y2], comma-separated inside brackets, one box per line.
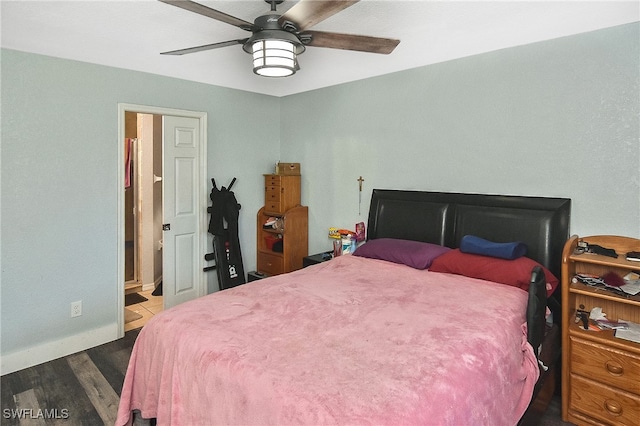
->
[366, 189, 571, 414]
[366, 189, 571, 322]
[366, 189, 571, 280]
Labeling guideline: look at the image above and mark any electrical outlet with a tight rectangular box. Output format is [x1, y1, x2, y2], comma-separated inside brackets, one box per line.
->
[71, 301, 82, 318]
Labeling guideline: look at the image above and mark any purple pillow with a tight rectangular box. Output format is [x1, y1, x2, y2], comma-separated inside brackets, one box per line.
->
[353, 238, 451, 269]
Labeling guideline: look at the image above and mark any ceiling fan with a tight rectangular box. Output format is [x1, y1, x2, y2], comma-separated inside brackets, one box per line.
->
[159, 0, 400, 77]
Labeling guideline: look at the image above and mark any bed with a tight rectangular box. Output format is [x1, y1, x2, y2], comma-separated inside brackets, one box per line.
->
[116, 189, 571, 425]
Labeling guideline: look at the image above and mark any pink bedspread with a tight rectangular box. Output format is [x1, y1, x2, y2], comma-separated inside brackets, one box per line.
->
[117, 255, 539, 425]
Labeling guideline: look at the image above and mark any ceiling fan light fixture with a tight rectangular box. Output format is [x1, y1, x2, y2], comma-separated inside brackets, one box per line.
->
[252, 39, 296, 77]
[245, 21, 305, 78]
[159, 1, 400, 77]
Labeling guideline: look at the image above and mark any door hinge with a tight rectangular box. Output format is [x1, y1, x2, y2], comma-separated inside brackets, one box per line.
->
[162, 223, 171, 231]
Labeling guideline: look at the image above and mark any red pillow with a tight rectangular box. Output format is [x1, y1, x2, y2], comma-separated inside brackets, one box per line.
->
[429, 249, 559, 296]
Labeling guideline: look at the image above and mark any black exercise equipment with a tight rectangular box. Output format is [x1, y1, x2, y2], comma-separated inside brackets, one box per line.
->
[205, 178, 246, 289]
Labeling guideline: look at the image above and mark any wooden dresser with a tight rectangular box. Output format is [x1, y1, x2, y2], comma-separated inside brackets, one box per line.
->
[256, 174, 308, 276]
[561, 235, 640, 425]
[264, 174, 301, 215]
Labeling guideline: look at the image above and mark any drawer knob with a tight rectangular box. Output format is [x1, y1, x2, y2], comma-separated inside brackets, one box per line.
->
[603, 399, 623, 416]
[605, 361, 624, 376]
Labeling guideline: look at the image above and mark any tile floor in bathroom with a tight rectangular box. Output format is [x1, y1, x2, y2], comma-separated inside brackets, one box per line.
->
[124, 288, 163, 332]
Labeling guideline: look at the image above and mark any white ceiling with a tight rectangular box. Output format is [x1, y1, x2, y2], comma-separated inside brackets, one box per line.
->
[2, 1, 638, 97]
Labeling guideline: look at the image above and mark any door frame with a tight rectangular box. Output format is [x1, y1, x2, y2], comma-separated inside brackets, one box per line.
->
[117, 103, 208, 338]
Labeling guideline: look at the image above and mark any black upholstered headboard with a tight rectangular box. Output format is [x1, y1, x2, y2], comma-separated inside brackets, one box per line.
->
[366, 190, 571, 280]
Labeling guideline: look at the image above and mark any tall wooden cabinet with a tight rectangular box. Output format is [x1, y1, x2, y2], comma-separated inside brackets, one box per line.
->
[256, 174, 308, 276]
[264, 174, 301, 215]
[561, 235, 640, 426]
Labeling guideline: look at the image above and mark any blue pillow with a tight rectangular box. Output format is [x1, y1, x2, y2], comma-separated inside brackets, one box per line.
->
[459, 235, 527, 260]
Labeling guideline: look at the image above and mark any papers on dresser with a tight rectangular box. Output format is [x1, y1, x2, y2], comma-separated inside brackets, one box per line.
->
[595, 319, 628, 330]
[620, 280, 640, 295]
[572, 273, 640, 296]
[615, 320, 640, 344]
[621, 272, 640, 296]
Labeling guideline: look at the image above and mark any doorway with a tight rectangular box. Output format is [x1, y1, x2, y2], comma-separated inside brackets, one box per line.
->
[117, 103, 208, 338]
[124, 112, 164, 331]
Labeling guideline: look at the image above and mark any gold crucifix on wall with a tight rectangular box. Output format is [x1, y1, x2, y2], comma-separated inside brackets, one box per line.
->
[357, 176, 364, 215]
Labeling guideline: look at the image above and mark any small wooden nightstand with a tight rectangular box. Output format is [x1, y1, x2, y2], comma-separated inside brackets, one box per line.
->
[247, 271, 268, 282]
[302, 252, 333, 267]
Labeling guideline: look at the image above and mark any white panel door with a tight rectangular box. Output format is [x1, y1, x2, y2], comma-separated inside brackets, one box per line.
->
[163, 116, 202, 308]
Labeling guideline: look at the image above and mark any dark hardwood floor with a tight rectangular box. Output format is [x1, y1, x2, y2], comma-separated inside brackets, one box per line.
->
[523, 396, 574, 426]
[2, 327, 573, 425]
[1, 329, 140, 425]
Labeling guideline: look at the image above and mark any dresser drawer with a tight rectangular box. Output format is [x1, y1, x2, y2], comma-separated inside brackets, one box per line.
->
[265, 175, 283, 214]
[265, 174, 281, 187]
[257, 252, 283, 276]
[570, 374, 640, 425]
[265, 188, 281, 202]
[571, 337, 640, 394]
[265, 201, 283, 215]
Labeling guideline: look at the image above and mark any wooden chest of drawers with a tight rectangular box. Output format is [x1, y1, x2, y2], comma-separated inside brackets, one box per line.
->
[569, 337, 640, 424]
[561, 235, 640, 426]
[256, 173, 307, 276]
[264, 174, 301, 215]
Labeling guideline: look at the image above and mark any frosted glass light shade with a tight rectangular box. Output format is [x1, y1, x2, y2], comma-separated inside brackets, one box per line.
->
[252, 39, 296, 77]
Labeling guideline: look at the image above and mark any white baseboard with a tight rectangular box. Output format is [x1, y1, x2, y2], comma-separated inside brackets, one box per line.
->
[142, 277, 162, 292]
[1, 323, 119, 376]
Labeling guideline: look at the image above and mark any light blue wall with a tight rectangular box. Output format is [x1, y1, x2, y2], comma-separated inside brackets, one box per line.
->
[281, 23, 640, 255]
[1, 22, 638, 369]
[1, 50, 280, 360]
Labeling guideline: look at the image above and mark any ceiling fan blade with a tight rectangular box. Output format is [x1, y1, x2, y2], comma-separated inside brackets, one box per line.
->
[278, 0, 359, 31]
[304, 31, 399, 54]
[161, 39, 248, 55]
[158, 0, 256, 31]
